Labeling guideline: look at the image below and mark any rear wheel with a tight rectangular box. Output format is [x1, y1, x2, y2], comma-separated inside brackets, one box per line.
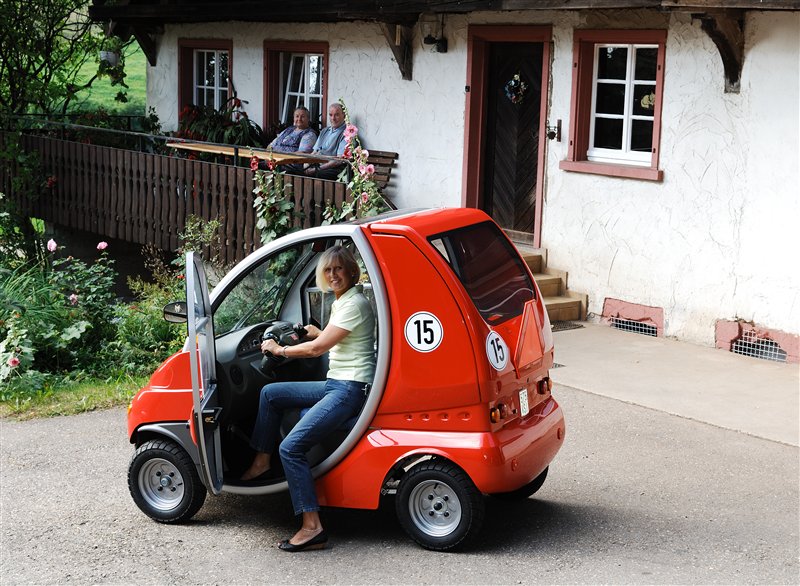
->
[395, 460, 485, 551]
[128, 439, 206, 523]
[491, 466, 548, 501]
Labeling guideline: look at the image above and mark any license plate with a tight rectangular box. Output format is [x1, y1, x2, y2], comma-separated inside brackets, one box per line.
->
[519, 389, 530, 417]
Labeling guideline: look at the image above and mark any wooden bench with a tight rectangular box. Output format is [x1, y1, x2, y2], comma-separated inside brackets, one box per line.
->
[365, 149, 398, 193]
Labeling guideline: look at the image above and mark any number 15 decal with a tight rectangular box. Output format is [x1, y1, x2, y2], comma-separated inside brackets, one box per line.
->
[486, 331, 508, 371]
[404, 312, 443, 353]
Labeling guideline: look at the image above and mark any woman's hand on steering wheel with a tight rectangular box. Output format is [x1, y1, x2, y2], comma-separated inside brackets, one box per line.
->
[303, 324, 322, 340]
[261, 338, 282, 357]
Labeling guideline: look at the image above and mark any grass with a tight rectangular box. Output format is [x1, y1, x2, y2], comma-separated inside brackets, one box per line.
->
[0, 373, 148, 420]
[69, 41, 147, 116]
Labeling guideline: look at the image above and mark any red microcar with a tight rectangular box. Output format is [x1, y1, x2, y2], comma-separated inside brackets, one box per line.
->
[127, 208, 565, 550]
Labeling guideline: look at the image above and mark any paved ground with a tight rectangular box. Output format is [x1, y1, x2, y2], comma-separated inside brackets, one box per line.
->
[550, 323, 799, 446]
[1, 383, 797, 584]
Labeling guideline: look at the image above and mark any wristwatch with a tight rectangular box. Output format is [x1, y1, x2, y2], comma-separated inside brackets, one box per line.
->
[282, 346, 288, 357]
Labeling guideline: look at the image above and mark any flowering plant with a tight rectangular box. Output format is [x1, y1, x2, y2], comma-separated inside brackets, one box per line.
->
[252, 154, 300, 245]
[504, 73, 528, 105]
[323, 100, 390, 223]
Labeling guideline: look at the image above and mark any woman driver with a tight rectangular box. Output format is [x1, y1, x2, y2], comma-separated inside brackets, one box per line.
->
[241, 245, 376, 552]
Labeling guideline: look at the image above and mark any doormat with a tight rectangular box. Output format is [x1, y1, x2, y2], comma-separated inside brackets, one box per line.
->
[551, 321, 584, 332]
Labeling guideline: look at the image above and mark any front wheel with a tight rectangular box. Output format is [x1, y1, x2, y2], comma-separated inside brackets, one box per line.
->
[128, 439, 207, 523]
[395, 460, 485, 551]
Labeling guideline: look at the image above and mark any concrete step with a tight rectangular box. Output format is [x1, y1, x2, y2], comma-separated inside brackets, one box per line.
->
[543, 296, 583, 322]
[533, 273, 562, 297]
[520, 251, 544, 274]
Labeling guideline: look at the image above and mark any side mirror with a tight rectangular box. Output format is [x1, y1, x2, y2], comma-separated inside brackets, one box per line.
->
[163, 301, 188, 323]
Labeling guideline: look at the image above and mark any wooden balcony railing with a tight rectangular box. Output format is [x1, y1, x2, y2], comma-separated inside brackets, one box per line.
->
[1, 132, 352, 265]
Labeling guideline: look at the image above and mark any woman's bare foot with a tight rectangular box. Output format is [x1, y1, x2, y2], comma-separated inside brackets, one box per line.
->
[240, 453, 270, 481]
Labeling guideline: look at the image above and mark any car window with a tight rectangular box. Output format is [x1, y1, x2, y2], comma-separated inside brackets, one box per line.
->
[213, 243, 313, 335]
[429, 222, 535, 325]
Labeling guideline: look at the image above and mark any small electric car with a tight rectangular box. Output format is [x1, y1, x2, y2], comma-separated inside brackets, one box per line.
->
[127, 208, 565, 551]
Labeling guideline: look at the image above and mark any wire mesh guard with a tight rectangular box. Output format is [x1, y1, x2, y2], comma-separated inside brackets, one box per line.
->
[731, 331, 787, 363]
[610, 317, 657, 337]
[551, 321, 584, 332]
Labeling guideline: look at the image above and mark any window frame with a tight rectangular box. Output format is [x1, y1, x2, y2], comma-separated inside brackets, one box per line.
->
[178, 39, 233, 115]
[263, 41, 329, 131]
[560, 30, 666, 181]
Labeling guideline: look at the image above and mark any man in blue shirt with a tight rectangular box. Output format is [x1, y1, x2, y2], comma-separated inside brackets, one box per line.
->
[305, 103, 348, 180]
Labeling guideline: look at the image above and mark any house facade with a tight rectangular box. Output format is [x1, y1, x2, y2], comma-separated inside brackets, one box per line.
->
[91, 2, 800, 357]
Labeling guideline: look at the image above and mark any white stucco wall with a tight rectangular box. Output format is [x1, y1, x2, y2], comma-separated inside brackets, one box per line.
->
[145, 10, 800, 346]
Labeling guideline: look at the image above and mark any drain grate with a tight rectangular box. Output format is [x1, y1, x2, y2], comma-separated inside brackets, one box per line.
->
[732, 332, 787, 363]
[551, 321, 584, 332]
[610, 317, 657, 337]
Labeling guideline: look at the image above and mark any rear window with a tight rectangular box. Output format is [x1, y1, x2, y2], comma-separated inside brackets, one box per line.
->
[429, 222, 535, 325]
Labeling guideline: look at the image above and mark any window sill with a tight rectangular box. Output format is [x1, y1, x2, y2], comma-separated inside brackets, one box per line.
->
[559, 160, 663, 182]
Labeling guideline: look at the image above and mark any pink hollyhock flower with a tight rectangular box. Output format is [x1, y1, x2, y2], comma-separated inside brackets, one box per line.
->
[361, 149, 369, 159]
[267, 159, 276, 171]
[344, 124, 358, 139]
[250, 156, 259, 171]
[47, 239, 57, 252]
[343, 145, 352, 159]
[365, 164, 375, 176]
[358, 164, 367, 176]
[69, 293, 78, 305]
[97, 241, 108, 251]
[361, 192, 369, 203]
[7, 356, 20, 368]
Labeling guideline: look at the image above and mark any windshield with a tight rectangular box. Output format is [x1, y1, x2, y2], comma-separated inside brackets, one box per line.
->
[213, 243, 312, 335]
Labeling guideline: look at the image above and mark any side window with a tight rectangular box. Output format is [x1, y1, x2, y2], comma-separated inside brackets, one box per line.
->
[430, 222, 535, 325]
[560, 29, 666, 181]
[264, 42, 328, 130]
[178, 39, 233, 114]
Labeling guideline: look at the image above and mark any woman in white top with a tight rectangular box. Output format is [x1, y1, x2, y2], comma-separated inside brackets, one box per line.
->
[241, 245, 376, 552]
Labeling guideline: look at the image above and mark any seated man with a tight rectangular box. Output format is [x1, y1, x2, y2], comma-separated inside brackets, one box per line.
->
[268, 106, 317, 154]
[304, 103, 348, 180]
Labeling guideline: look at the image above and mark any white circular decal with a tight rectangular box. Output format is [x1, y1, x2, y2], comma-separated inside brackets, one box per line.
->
[486, 331, 509, 371]
[404, 312, 444, 353]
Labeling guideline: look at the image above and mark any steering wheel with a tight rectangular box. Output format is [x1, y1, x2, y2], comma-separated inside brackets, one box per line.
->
[259, 321, 308, 374]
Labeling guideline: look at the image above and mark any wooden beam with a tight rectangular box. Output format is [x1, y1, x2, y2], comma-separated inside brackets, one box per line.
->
[380, 23, 414, 81]
[133, 28, 157, 66]
[694, 11, 745, 92]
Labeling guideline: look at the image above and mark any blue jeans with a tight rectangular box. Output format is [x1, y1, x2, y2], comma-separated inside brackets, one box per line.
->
[249, 379, 368, 515]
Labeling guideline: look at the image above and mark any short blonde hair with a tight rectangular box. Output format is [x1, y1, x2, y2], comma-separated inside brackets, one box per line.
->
[316, 245, 360, 292]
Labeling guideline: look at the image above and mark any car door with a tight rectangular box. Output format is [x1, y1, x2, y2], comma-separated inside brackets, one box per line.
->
[186, 251, 223, 494]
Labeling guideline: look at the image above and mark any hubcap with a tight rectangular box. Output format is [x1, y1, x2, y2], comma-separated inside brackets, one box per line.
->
[138, 457, 185, 512]
[408, 480, 462, 537]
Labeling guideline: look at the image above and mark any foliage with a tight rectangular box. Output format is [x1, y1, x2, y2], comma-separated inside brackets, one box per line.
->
[175, 98, 267, 151]
[252, 161, 299, 245]
[0, 0, 133, 115]
[323, 100, 390, 223]
[0, 133, 46, 202]
[0, 192, 42, 265]
[63, 107, 162, 150]
[71, 42, 148, 116]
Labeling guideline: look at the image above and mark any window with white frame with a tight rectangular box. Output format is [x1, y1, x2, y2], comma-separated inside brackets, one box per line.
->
[278, 52, 324, 126]
[193, 49, 230, 109]
[560, 30, 666, 181]
[588, 44, 658, 166]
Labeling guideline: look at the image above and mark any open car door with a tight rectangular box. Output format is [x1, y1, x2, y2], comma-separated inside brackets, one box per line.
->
[186, 252, 223, 494]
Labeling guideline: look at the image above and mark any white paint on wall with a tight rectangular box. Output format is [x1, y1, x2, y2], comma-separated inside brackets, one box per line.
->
[145, 10, 800, 346]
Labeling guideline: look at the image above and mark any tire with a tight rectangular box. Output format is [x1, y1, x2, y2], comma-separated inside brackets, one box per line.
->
[491, 466, 548, 501]
[395, 460, 485, 551]
[128, 439, 207, 523]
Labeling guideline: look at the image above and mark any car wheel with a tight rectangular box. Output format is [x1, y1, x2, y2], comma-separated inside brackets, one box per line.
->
[128, 439, 207, 523]
[491, 466, 548, 501]
[395, 460, 485, 551]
